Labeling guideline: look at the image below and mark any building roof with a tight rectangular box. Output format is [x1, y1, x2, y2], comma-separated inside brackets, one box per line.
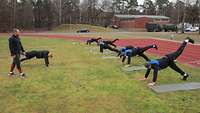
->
[115, 15, 170, 20]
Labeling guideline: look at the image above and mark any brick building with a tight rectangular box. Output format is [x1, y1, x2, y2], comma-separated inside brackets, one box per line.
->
[111, 15, 170, 29]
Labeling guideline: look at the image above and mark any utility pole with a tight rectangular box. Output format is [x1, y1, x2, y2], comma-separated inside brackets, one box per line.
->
[59, 0, 62, 25]
[181, 0, 189, 34]
[177, 0, 180, 23]
[198, 0, 200, 34]
[13, 0, 17, 28]
[79, 7, 82, 24]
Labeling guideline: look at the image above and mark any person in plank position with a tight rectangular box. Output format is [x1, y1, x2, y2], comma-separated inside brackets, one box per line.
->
[119, 44, 158, 66]
[141, 37, 194, 86]
[99, 39, 119, 53]
[117, 45, 134, 58]
[20, 50, 53, 67]
[86, 37, 102, 45]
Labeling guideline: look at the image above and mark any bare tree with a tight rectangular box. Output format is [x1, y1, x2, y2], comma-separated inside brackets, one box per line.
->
[197, 0, 200, 34]
[0, 0, 12, 31]
[181, 0, 190, 33]
[52, 0, 80, 25]
[143, 0, 156, 15]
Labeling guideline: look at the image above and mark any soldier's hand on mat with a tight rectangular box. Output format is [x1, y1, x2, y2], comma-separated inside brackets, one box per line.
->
[22, 52, 26, 55]
[20, 51, 25, 55]
[148, 82, 156, 86]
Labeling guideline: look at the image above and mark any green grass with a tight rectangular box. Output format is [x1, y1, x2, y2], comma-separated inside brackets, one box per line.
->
[0, 36, 200, 113]
[51, 24, 119, 33]
[50, 24, 200, 43]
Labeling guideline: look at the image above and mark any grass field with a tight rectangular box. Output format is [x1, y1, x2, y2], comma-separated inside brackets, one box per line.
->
[51, 24, 119, 33]
[51, 24, 200, 43]
[0, 36, 200, 113]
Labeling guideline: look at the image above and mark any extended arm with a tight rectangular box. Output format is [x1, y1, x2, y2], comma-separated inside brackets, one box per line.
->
[44, 57, 49, 67]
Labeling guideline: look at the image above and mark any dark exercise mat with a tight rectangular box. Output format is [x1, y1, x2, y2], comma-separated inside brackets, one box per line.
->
[149, 82, 200, 93]
[122, 65, 146, 71]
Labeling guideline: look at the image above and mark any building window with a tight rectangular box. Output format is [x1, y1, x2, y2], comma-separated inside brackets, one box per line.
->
[162, 19, 169, 21]
[154, 19, 161, 21]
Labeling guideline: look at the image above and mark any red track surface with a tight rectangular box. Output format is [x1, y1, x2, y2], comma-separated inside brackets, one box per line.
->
[115, 39, 200, 67]
[20, 33, 200, 68]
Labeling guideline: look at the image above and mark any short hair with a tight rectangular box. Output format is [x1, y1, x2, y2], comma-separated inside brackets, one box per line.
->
[13, 28, 20, 33]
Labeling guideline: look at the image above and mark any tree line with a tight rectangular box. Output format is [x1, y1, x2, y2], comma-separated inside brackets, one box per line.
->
[0, 0, 199, 32]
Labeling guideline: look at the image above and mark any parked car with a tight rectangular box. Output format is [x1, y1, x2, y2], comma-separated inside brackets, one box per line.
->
[145, 23, 162, 32]
[194, 27, 199, 31]
[77, 29, 90, 33]
[185, 27, 198, 32]
[111, 25, 119, 29]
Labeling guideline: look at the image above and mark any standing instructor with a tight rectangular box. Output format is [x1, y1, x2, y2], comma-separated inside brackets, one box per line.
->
[8, 28, 26, 78]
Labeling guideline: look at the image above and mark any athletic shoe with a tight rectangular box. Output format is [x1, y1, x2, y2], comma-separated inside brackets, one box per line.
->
[8, 72, 15, 76]
[185, 37, 194, 44]
[153, 44, 158, 50]
[20, 73, 26, 79]
[148, 82, 156, 86]
[124, 64, 130, 68]
[182, 73, 190, 80]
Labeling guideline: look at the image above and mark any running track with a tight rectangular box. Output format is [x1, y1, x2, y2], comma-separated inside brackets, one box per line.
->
[19, 33, 200, 68]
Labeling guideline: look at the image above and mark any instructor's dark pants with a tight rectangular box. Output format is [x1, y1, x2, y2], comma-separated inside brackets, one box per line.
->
[10, 54, 22, 73]
[13, 54, 21, 69]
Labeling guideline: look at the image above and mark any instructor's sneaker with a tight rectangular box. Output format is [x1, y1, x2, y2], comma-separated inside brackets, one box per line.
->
[8, 72, 15, 77]
[185, 37, 194, 44]
[182, 73, 190, 81]
[20, 73, 26, 79]
[153, 44, 158, 50]
[148, 82, 156, 86]
[124, 64, 130, 68]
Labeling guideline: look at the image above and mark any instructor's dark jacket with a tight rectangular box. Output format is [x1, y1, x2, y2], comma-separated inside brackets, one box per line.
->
[9, 35, 25, 56]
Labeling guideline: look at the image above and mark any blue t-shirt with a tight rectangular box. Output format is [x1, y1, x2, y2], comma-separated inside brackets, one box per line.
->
[148, 60, 160, 66]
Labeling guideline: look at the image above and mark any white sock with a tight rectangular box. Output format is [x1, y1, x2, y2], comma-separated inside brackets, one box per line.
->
[184, 73, 187, 76]
[185, 40, 189, 43]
